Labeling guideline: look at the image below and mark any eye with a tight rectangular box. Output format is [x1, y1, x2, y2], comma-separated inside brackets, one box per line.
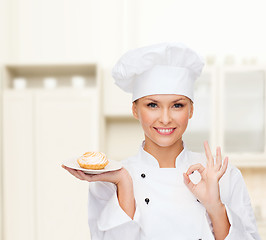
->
[173, 103, 183, 108]
[147, 102, 158, 108]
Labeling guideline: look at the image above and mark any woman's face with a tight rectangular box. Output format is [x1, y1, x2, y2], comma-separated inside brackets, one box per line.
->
[132, 94, 193, 148]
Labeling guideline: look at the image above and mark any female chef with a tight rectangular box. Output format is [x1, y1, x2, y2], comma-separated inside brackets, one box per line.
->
[62, 42, 261, 240]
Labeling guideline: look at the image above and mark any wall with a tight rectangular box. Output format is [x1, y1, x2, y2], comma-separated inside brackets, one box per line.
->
[5, 0, 266, 65]
[0, 0, 9, 238]
[6, 0, 131, 67]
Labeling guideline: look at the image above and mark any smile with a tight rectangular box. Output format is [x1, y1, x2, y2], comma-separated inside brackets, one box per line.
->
[154, 127, 176, 135]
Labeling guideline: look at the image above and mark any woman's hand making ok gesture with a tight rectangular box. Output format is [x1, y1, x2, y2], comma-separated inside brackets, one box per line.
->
[183, 141, 228, 212]
[183, 141, 230, 240]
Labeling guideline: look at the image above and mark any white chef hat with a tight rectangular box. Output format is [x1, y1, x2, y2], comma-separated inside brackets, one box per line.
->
[112, 42, 204, 102]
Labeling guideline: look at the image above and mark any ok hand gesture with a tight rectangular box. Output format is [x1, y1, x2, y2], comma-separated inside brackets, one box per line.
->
[183, 141, 228, 212]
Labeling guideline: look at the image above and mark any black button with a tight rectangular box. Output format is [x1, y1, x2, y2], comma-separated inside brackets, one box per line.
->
[141, 173, 146, 178]
[197, 199, 200, 203]
[145, 198, 150, 204]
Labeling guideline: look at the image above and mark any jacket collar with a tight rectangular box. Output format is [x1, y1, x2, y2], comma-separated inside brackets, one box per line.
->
[139, 140, 187, 168]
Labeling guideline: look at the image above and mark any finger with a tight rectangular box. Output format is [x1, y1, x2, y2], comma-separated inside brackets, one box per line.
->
[75, 170, 89, 180]
[62, 165, 74, 171]
[76, 170, 106, 182]
[215, 146, 222, 170]
[183, 173, 196, 193]
[64, 167, 85, 180]
[204, 141, 214, 167]
[217, 157, 229, 179]
[62, 165, 108, 182]
[186, 163, 205, 176]
[73, 170, 103, 182]
[77, 170, 114, 182]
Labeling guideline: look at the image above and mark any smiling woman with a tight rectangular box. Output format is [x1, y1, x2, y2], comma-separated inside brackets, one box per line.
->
[63, 42, 261, 240]
[132, 95, 193, 166]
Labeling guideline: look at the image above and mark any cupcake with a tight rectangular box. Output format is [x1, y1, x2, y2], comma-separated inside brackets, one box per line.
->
[77, 151, 109, 170]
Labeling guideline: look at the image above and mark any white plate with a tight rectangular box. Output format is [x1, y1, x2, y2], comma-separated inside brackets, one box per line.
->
[62, 157, 122, 174]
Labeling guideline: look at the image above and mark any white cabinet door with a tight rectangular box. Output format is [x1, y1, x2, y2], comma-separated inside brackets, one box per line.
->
[3, 89, 98, 240]
[3, 91, 35, 240]
[222, 69, 265, 153]
[34, 89, 98, 240]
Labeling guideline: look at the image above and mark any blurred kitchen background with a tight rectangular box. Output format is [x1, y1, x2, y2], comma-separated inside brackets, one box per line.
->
[0, 0, 266, 239]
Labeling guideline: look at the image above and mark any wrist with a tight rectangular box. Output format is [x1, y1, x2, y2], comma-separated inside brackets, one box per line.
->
[206, 201, 226, 219]
[206, 202, 231, 239]
[116, 167, 133, 187]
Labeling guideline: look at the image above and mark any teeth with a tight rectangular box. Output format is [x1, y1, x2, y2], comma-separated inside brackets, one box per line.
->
[157, 128, 174, 133]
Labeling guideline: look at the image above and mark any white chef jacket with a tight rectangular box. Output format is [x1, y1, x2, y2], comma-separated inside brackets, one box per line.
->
[88, 142, 261, 240]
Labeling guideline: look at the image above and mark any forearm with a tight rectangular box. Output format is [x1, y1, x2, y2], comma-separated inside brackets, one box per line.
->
[116, 168, 136, 219]
[207, 202, 230, 240]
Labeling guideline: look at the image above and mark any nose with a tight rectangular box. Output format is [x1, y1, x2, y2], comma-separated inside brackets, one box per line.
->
[159, 108, 172, 125]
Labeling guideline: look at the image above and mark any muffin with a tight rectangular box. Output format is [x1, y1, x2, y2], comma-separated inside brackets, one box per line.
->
[77, 151, 109, 170]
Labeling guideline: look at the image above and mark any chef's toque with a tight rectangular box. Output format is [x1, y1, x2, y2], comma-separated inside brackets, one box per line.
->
[112, 42, 205, 102]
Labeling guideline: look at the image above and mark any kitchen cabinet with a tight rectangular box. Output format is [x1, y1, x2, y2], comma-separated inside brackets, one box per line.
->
[34, 89, 98, 240]
[2, 91, 35, 240]
[219, 66, 266, 167]
[2, 63, 100, 240]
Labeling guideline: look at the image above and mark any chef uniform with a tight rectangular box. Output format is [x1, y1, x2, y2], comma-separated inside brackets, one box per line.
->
[88, 42, 261, 240]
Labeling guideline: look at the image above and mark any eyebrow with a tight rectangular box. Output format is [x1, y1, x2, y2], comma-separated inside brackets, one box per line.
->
[145, 97, 186, 103]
